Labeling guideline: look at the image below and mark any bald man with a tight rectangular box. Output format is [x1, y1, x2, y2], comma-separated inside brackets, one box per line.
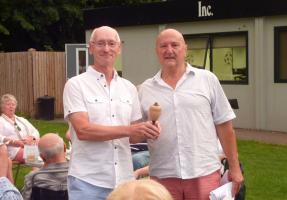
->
[21, 133, 68, 200]
[138, 29, 244, 200]
[63, 26, 160, 200]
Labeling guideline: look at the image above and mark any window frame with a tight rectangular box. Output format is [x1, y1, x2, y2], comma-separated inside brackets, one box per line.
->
[274, 26, 287, 83]
[184, 31, 249, 85]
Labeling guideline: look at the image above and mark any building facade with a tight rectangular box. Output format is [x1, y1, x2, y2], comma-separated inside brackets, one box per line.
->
[83, 0, 287, 132]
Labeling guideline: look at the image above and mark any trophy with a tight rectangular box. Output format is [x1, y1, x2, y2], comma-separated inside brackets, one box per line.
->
[149, 102, 161, 125]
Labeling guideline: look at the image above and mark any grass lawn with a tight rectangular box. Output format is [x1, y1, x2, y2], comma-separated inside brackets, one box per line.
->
[238, 140, 287, 200]
[13, 119, 287, 200]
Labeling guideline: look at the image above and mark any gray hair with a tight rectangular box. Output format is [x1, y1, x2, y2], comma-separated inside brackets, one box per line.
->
[89, 26, 121, 43]
[1, 94, 17, 108]
[39, 134, 64, 160]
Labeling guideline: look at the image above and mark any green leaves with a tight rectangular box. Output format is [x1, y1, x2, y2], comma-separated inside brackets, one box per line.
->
[0, 23, 9, 35]
[0, 0, 162, 51]
[13, 11, 35, 31]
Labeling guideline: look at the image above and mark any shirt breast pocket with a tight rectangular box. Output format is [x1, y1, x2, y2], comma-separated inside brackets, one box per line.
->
[86, 96, 107, 122]
[117, 96, 132, 122]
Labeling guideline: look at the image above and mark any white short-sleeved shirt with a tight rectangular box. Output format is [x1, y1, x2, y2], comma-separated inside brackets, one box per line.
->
[63, 66, 142, 188]
[0, 115, 40, 159]
[139, 64, 235, 179]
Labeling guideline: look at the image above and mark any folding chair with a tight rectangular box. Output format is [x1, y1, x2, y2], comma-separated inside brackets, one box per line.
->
[221, 158, 246, 200]
[13, 160, 44, 184]
[130, 143, 148, 153]
[30, 168, 68, 200]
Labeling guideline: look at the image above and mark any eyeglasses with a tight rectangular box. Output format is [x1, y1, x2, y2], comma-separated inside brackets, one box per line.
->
[91, 40, 119, 48]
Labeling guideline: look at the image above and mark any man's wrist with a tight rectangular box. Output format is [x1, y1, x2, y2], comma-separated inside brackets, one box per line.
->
[4, 138, 14, 145]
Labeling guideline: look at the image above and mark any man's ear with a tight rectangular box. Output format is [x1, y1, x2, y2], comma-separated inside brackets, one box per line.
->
[88, 42, 93, 55]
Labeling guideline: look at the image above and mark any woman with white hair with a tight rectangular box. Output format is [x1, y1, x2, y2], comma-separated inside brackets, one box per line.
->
[0, 94, 39, 163]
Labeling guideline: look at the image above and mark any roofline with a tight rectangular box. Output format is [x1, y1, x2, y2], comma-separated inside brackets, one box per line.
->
[84, 0, 287, 29]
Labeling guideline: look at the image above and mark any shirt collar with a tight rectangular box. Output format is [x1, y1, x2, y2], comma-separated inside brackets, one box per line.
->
[87, 66, 118, 81]
[152, 63, 196, 83]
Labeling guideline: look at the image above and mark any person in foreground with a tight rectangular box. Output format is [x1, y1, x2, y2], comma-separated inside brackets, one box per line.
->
[107, 179, 173, 200]
[0, 144, 13, 183]
[138, 28, 244, 200]
[63, 26, 160, 200]
[0, 94, 40, 164]
[21, 133, 68, 200]
[0, 177, 23, 200]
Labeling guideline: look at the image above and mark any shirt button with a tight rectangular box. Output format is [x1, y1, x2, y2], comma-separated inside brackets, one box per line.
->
[112, 114, 115, 117]
[111, 99, 113, 101]
[114, 146, 117, 149]
[115, 162, 117, 165]
[101, 74, 104, 77]
[104, 84, 106, 87]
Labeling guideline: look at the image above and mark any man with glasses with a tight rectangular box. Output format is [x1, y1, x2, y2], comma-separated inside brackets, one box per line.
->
[63, 26, 160, 200]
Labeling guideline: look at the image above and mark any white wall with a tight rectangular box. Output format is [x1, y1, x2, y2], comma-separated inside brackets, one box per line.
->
[264, 16, 287, 132]
[117, 25, 160, 85]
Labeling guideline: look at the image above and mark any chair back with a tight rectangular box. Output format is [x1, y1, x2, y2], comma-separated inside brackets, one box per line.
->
[30, 168, 68, 200]
[31, 187, 68, 200]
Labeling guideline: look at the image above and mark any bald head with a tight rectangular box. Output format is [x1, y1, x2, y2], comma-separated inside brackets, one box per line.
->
[156, 28, 187, 70]
[156, 28, 185, 45]
[38, 133, 65, 161]
[90, 26, 121, 43]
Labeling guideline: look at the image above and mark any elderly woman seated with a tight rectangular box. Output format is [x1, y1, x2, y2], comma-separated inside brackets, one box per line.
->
[0, 94, 40, 164]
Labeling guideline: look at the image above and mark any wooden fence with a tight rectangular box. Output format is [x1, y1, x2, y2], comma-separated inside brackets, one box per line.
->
[0, 50, 66, 118]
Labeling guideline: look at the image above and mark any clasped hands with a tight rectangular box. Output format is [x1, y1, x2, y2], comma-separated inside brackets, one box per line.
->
[10, 136, 38, 148]
[130, 121, 161, 140]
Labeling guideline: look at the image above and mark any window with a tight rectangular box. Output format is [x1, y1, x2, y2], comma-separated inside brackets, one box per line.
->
[274, 26, 287, 83]
[185, 32, 248, 84]
[115, 53, 123, 77]
[76, 48, 88, 75]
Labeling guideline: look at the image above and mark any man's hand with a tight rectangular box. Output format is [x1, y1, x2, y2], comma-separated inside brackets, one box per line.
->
[130, 121, 160, 140]
[228, 167, 244, 197]
[23, 136, 37, 145]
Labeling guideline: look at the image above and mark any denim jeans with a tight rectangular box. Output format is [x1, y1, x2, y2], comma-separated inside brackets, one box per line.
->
[68, 176, 112, 200]
[132, 150, 150, 170]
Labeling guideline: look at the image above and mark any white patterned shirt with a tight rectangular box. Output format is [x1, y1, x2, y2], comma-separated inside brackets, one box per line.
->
[139, 64, 235, 179]
[63, 66, 142, 188]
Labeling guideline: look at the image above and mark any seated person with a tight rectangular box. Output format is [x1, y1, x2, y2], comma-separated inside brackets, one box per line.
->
[67, 130, 149, 174]
[133, 140, 227, 179]
[0, 94, 40, 164]
[134, 165, 149, 180]
[131, 142, 150, 179]
[21, 133, 68, 200]
[106, 179, 173, 200]
[0, 144, 13, 183]
[0, 177, 23, 200]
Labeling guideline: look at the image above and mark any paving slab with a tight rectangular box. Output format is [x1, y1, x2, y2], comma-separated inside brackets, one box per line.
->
[235, 128, 287, 145]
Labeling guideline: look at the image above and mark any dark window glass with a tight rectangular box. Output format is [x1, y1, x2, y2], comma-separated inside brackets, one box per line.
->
[275, 27, 287, 83]
[185, 32, 248, 84]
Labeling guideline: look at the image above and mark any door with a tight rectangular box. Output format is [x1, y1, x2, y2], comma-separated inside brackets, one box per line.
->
[65, 44, 93, 79]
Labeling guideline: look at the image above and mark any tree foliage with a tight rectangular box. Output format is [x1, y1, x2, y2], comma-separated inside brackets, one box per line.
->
[0, 0, 87, 51]
[0, 0, 162, 52]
